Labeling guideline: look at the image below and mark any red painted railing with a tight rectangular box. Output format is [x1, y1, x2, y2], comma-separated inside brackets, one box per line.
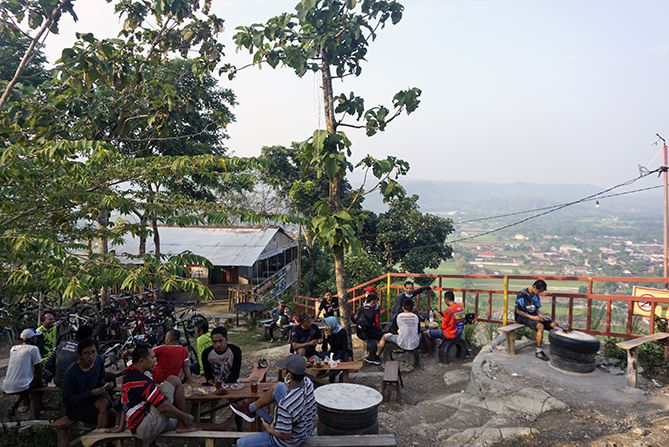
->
[295, 273, 669, 339]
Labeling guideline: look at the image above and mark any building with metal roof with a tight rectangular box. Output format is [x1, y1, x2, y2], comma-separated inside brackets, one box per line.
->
[114, 226, 297, 289]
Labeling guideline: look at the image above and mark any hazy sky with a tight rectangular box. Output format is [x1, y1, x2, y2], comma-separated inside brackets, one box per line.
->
[41, 0, 669, 186]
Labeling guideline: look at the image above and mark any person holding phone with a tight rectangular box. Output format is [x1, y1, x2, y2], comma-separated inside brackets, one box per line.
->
[62, 338, 115, 428]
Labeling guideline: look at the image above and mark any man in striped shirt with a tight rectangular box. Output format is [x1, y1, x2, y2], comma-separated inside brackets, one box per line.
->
[232, 354, 316, 447]
[111, 345, 198, 445]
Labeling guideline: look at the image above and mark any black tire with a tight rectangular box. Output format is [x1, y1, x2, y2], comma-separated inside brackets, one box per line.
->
[549, 344, 597, 363]
[438, 340, 466, 364]
[548, 330, 600, 354]
[550, 354, 596, 374]
[317, 408, 378, 430]
[317, 420, 378, 436]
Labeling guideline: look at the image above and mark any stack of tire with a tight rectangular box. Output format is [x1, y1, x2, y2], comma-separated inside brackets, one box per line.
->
[549, 329, 600, 373]
[317, 405, 379, 435]
[315, 384, 382, 436]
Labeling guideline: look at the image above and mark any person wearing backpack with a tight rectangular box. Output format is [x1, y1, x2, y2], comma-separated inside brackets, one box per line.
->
[353, 294, 383, 358]
[421, 291, 465, 358]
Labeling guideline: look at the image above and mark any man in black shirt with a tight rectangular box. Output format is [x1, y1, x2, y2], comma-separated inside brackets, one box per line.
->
[44, 325, 93, 387]
[201, 326, 242, 385]
[62, 339, 114, 428]
[318, 290, 339, 319]
[353, 294, 383, 357]
[290, 313, 322, 358]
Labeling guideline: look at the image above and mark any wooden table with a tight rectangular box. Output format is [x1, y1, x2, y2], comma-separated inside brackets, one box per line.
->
[186, 382, 277, 424]
[306, 360, 363, 383]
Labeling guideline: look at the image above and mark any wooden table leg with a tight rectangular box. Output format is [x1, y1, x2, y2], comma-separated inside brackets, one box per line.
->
[507, 331, 516, 355]
[29, 391, 40, 419]
[192, 402, 201, 422]
[343, 371, 350, 383]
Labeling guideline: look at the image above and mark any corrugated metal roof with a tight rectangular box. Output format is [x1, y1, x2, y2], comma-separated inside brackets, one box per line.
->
[113, 227, 296, 267]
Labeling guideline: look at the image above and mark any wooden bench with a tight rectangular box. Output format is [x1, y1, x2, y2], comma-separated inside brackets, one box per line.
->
[27, 385, 60, 419]
[496, 323, 535, 355]
[81, 429, 397, 447]
[616, 332, 669, 388]
[381, 360, 402, 403]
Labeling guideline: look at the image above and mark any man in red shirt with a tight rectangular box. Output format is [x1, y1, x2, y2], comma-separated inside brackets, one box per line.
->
[421, 291, 466, 357]
[152, 330, 193, 384]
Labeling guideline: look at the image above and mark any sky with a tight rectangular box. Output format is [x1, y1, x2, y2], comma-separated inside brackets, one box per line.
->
[40, 0, 669, 187]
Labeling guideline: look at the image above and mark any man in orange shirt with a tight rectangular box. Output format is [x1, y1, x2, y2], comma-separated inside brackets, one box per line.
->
[421, 291, 465, 357]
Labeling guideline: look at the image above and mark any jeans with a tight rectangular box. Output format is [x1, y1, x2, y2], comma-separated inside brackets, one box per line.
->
[237, 383, 289, 447]
[236, 431, 277, 447]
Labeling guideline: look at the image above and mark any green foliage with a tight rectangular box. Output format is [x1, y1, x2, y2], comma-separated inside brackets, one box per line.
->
[372, 195, 454, 273]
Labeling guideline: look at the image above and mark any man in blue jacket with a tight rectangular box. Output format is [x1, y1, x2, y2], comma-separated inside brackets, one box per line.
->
[514, 279, 559, 361]
[62, 339, 115, 428]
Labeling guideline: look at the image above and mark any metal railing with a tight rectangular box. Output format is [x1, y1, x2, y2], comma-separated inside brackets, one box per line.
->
[295, 273, 669, 339]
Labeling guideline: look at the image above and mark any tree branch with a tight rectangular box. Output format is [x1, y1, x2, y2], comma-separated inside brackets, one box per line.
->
[0, 0, 71, 108]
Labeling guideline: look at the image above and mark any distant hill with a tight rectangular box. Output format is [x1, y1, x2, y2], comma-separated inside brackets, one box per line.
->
[362, 180, 662, 218]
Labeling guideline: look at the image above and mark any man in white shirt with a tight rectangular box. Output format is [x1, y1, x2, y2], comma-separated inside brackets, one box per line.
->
[364, 299, 421, 365]
[3, 328, 43, 417]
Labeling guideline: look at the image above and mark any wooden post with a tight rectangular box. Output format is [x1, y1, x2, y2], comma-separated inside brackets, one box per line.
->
[438, 276, 443, 313]
[507, 331, 516, 356]
[502, 276, 509, 325]
[626, 347, 638, 388]
[386, 273, 392, 321]
[586, 279, 593, 331]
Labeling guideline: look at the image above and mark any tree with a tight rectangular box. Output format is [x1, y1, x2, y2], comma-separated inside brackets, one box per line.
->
[0, 1, 280, 305]
[374, 195, 453, 273]
[232, 0, 421, 338]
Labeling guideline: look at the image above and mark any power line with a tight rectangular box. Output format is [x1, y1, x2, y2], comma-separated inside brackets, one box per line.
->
[456, 184, 663, 224]
[447, 168, 662, 244]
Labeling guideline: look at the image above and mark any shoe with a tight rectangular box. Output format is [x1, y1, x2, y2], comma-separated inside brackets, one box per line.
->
[364, 355, 381, 365]
[535, 351, 549, 361]
[230, 402, 256, 423]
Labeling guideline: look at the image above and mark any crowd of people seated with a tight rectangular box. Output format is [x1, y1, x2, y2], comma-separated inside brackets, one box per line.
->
[1, 278, 553, 446]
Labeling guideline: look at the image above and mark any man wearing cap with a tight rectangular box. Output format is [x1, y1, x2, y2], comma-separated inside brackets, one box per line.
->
[290, 313, 322, 358]
[317, 290, 339, 319]
[353, 293, 383, 358]
[231, 354, 316, 447]
[3, 328, 43, 417]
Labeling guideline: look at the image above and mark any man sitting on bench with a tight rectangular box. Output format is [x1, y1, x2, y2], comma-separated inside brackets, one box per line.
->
[365, 299, 420, 365]
[111, 345, 198, 445]
[268, 302, 291, 340]
[514, 279, 558, 361]
[44, 325, 93, 387]
[201, 326, 242, 386]
[2, 328, 42, 418]
[421, 291, 465, 357]
[290, 313, 322, 358]
[231, 354, 316, 447]
[62, 338, 115, 428]
[353, 294, 383, 359]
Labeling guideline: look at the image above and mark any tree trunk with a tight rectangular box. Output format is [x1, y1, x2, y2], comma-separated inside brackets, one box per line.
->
[97, 209, 110, 308]
[138, 213, 147, 256]
[152, 218, 160, 256]
[321, 54, 353, 346]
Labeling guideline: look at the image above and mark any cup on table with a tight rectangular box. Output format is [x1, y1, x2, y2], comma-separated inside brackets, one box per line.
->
[250, 379, 259, 394]
[214, 380, 222, 391]
[184, 384, 192, 398]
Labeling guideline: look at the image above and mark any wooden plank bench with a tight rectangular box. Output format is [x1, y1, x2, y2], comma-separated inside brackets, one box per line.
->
[496, 323, 535, 355]
[381, 360, 402, 403]
[81, 429, 397, 447]
[27, 385, 60, 419]
[616, 332, 669, 388]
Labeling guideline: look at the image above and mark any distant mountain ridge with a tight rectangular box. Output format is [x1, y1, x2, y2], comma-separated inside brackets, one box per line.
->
[362, 180, 661, 218]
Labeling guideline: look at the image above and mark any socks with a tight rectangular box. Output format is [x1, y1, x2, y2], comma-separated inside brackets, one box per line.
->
[249, 402, 257, 413]
[536, 347, 542, 353]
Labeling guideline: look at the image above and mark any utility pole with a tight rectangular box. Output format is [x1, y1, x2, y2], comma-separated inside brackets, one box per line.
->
[659, 134, 668, 287]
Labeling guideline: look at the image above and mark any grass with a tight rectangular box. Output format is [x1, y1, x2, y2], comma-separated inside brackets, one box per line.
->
[226, 321, 289, 356]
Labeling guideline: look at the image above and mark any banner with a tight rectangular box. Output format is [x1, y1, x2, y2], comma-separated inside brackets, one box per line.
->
[632, 286, 669, 319]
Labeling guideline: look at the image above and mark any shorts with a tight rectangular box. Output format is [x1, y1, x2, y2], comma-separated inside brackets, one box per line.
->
[135, 382, 177, 442]
[385, 334, 399, 345]
[515, 315, 554, 330]
[426, 328, 445, 340]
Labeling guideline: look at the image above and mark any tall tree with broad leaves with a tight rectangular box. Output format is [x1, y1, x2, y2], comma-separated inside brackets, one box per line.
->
[0, 1, 285, 307]
[231, 0, 421, 338]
